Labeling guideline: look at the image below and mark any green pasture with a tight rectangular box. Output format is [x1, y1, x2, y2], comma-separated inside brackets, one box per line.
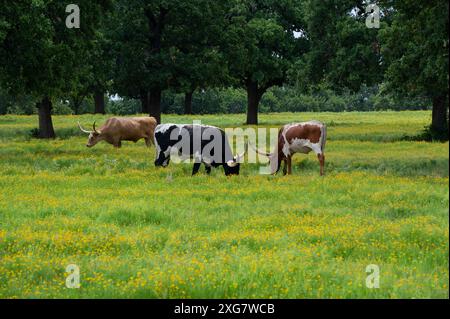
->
[0, 111, 448, 298]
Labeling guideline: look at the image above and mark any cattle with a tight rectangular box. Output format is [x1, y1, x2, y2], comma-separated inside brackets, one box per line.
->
[153, 124, 246, 176]
[78, 117, 157, 148]
[252, 121, 327, 176]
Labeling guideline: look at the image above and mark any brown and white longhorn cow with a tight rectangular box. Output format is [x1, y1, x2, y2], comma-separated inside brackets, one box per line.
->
[78, 117, 157, 148]
[253, 121, 327, 176]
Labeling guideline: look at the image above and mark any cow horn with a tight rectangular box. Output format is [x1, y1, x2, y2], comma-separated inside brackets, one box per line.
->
[227, 143, 248, 168]
[249, 142, 272, 157]
[235, 142, 248, 162]
[92, 121, 101, 134]
[78, 122, 92, 134]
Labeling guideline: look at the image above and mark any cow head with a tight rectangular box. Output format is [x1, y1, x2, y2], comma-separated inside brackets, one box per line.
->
[223, 144, 247, 176]
[78, 122, 103, 148]
[154, 126, 179, 168]
[154, 144, 171, 167]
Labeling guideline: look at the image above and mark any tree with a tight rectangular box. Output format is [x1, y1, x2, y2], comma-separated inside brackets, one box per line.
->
[289, 0, 383, 95]
[0, 1, 111, 138]
[91, 30, 114, 115]
[111, 0, 227, 121]
[64, 13, 114, 115]
[111, 1, 179, 123]
[111, 1, 175, 123]
[168, 2, 229, 115]
[110, 6, 150, 115]
[222, 0, 307, 124]
[380, 0, 449, 138]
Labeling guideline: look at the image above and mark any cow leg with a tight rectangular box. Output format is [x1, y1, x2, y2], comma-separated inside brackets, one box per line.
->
[287, 155, 292, 175]
[317, 153, 325, 176]
[282, 158, 288, 176]
[203, 161, 212, 175]
[145, 138, 152, 147]
[114, 140, 122, 148]
[192, 163, 201, 176]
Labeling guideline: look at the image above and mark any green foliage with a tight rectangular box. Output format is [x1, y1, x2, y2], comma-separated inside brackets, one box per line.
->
[153, 86, 431, 114]
[110, 0, 226, 99]
[223, 0, 306, 87]
[0, 90, 37, 115]
[380, 0, 449, 98]
[107, 98, 141, 115]
[293, 0, 383, 92]
[0, 1, 112, 98]
[52, 100, 74, 116]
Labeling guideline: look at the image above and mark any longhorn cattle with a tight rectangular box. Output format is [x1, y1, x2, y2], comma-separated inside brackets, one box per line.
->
[78, 117, 157, 148]
[154, 124, 246, 176]
[253, 121, 327, 176]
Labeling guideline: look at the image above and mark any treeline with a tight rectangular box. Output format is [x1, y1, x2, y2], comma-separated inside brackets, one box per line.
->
[1, 86, 431, 116]
[0, 1, 448, 139]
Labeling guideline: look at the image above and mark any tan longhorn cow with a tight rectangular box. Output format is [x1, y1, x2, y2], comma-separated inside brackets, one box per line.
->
[253, 121, 327, 176]
[78, 117, 157, 148]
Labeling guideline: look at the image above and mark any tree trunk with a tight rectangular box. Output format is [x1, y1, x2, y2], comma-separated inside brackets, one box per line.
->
[140, 89, 150, 114]
[94, 91, 105, 114]
[72, 100, 80, 115]
[37, 96, 55, 139]
[149, 88, 162, 124]
[184, 91, 194, 115]
[246, 81, 262, 125]
[71, 92, 86, 115]
[145, 8, 166, 125]
[431, 94, 449, 135]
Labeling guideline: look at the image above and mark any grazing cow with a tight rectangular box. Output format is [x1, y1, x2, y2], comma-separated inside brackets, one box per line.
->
[78, 117, 157, 148]
[154, 124, 246, 176]
[252, 121, 327, 176]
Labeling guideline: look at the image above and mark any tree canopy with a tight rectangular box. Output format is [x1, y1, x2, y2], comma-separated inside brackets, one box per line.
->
[0, 0, 112, 137]
[380, 0, 449, 136]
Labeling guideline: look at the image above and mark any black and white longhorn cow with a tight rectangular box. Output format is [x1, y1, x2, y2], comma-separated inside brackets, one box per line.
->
[153, 124, 246, 176]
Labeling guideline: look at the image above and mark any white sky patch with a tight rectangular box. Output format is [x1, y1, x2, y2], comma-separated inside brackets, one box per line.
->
[109, 94, 122, 101]
[293, 30, 306, 39]
[350, 6, 360, 17]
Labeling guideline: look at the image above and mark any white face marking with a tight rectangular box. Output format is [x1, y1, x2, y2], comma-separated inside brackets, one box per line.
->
[154, 136, 162, 159]
[155, 124, 183, 163]
[87, 132, 98, 147]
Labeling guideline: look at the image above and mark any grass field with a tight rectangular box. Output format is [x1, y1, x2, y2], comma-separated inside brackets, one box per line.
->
[0, 111, 448, 298]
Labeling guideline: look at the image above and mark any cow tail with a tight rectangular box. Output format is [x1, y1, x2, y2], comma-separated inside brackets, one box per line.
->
[320, 124, 327, 153]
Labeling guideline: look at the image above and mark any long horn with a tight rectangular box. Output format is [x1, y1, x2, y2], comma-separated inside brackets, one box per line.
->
[92, 121, 100, 134]
[235, 142, 248, 162]
[249, 142, 272, 157]
[228, 143, 248, 167]
[78, 122, 92, 134]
